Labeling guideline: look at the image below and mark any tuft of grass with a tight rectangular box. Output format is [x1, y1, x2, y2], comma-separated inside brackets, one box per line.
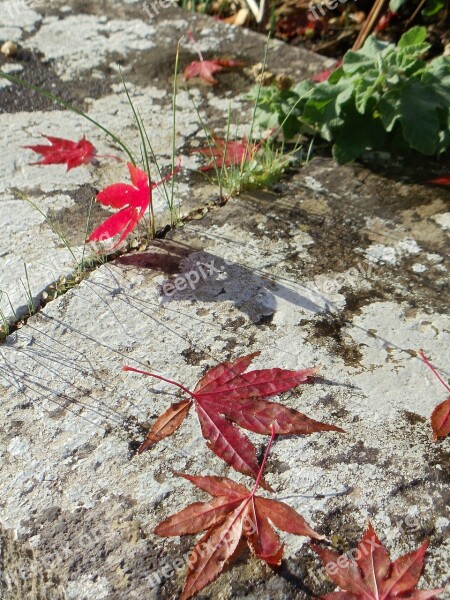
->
[169, 39, 182, 225]
[0, 291, 14, 341]
[21, 262, 36, 316]
[188, 35, 307, 197]
[216, 140, 300, 196]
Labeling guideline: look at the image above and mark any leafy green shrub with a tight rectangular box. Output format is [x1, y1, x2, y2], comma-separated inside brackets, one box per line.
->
[250, 27, 450, 163]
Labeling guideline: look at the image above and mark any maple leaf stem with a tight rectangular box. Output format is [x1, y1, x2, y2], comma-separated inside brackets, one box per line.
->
[419, 351, 450, 392]
[250, 424, 275, 496]
[187, 30, 204, 62]
[122, 366, 196, 399]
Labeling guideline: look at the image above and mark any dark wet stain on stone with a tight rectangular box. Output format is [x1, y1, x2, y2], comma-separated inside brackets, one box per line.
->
[312, 507, 362, 550]
[181, 347, 209, 365]
[343, 289, 387, 315]
[220, 336, 238, 353]
[0, 49, 112, 114]
[403, 411, 426, 426]
[224, 316, 247, 330]
[269, 458, 291, 475]
[0, 523, 66, 599]
[256, 312, 274, 326]
[316, 440, 380, 468]
[119, 415, 149, 457]
[312, 315, 363, 367]
[44, 185, 103, 246]
[16, 505, 159, 598]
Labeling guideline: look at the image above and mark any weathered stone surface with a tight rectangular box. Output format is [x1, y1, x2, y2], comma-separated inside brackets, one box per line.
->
[1, 151, 449, 598]
[0, 0, 327, 321]
[1, 2, 449, 600]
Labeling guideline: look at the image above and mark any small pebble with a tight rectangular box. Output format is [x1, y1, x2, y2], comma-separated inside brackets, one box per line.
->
[1, 41, 18, 58]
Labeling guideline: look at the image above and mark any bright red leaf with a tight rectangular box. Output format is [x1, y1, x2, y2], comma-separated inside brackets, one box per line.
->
[419, 351, 450, 440]
[123, 352, 343, 487]
[88, 161, 179, 249]
[24, 135, 97, 170]
[195, 135, 262, 171]
[312, 523, 443, 600]
[155, 427, 325, 600]
[429, 175, 450, 186]
[184, 58, 244, 85]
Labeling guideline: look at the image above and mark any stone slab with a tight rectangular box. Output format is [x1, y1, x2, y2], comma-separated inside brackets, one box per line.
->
[0, 150, 448, 598]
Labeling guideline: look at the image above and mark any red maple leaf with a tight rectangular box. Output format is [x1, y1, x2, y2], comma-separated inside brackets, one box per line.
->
[429, 175, 450, 186]
[23, 135, 97, 170]
[88, 161, 179, 249]
[155, 427, 325, 600]
[312, 523, 443, 600]
[184, 30, 243, 85]
[184, 58, 244, 85]
[194, 135, 268, 171]
[123, 352, 343, 487]
[419, 351, 450, 441]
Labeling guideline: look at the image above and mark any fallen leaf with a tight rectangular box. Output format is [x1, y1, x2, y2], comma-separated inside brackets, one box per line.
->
[419, 351, 450, 440]
[24, 135, 96, 170]
[88, 161, 179, 249]
[138, 400, 191, 451]
[155, 427, 325, 600]
[312, 523, 443, 600]
[429, 175, 450, 186]
[124, 352, 343, 486]
[431, 398, 450, 441]
[184, 58, 243, 85]
[195, 135, 262, 171]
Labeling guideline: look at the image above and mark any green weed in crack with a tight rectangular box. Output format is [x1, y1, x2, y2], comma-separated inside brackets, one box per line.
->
[0, 291, 16, 341]
[21, 262, 36, 317]
[188, 36, 306, 197]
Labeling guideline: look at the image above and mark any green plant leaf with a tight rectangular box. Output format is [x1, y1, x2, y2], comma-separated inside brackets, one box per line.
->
[422, 0, 444, 16]
[293, 80, 314, 96]
[342, 51, 376, 75]
[251, 30, 450, 162]
[303, 82, 347, 124]
[361, 36, 391, 57]
[332, 111, 386, 164]
[378, 91, 402, 132]
[389, 0, 407, 12]
[399, 81, 442, 154]
[398, 26, 427, 48]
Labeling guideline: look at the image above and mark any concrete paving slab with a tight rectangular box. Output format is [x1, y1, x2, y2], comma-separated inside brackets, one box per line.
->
[0, 151, 449, 598]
